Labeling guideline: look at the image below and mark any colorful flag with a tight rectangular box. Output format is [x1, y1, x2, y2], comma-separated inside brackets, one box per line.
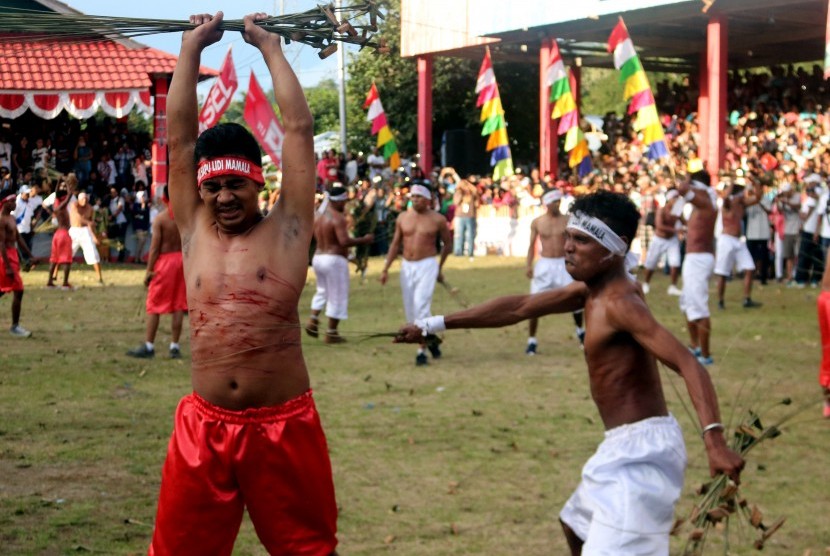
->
[363, 83, 400, 172]
[607, 18, 669, 160]
[476, 48, 514, 181]
[199, 46, 238, 134]
[243, 74, 285, 168]
[546, 41, 592, 177]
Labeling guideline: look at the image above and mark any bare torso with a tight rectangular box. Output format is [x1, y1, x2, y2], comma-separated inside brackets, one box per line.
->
[532, 212, 567, 258]
[183, 216, 310, 410]
[720, 196, 745, 237]
[581, 276, 669, 428]
[1, 213, 16, 248]
[654, 204, 679, 239]
[397, 209, 447, 262]
[69, 202, 93, 228]
[313, 208, 349, 257]
[54, 203, 70, 230]
[685, 191, 717, 254]
[155, 210, 182, 254]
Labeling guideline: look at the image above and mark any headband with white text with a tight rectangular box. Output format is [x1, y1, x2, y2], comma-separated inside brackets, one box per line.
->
[197, 156, 264, 189]
[566, 211, 628, 256]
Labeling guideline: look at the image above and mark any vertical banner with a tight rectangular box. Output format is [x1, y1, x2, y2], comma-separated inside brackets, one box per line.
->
[198, 46, 238, 133]
[363, 82, 401, 171]
[244, 74, 285, 168]
[476, 48, 514, 181]
[151, 77, 168, 200]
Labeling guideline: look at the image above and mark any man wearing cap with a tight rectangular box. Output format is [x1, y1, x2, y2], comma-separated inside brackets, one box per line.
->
[126, 187, 187, 359]
[148, 13, 338, 555]
[306, 185, 373, 343]
[381, 181, 452, 365]
[525, 188, 584, 354]
[641, 189, 684, 296]
[677, 170, 718, 366]
[1, 192, 34, 337]
[714, 176, 761, 310]
[15, 184, 42, 265]
[394, 190, 743, 554]
[68, 191, 104, 284]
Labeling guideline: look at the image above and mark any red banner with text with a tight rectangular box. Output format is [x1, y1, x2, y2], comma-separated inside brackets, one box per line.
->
[243, 74, 285, 168]
[198, 47, 238, 133]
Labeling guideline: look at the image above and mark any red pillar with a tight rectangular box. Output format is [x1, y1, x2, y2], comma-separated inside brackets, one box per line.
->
[697, 51, 709, 166]
[539, 39, 557, 177]
[151, 76, 169, 200]
[417, 55, 433, 174]
[705, 13, 727, 179]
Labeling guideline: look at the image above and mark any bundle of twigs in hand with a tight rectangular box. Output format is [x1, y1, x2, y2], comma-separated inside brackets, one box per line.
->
[0, 2, 387, 59]
[679, 398, 798, 555]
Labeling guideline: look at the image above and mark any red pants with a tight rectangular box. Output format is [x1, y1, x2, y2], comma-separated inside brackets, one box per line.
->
[818, 292, 830, 389]
[149, 391, 338, 556]
[146, 252, 187, 314]
[0, 247, 23, 292]
[50, 228, 73, 264]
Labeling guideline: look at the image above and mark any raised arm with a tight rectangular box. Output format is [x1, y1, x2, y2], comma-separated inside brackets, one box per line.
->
[242, 13, 315, 230]
[168, 12, 224, 234]
[607, 296, 744, 483]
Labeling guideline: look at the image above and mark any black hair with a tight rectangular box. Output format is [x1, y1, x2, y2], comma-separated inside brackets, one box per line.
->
[570, 190, 640, 247]
[194, 123, 262, 166]
[329, 185, 347, 198]
[690, 170, 711, 186]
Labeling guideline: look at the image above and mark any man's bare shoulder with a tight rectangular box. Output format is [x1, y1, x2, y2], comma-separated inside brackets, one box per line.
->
[602, 280, 654, 330]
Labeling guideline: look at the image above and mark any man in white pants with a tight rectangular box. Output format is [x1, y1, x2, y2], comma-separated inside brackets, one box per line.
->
[715, 177, 761, 310]
[641, 189, 683, 296]
[306, 186, 373, 343]
[68, 192, 104, 284]
[526, 188, 584, 353]
[381, 182, 451, 365]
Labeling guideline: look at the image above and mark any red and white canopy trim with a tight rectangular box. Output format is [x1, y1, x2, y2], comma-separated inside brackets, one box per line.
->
[0, 89, 152, 120]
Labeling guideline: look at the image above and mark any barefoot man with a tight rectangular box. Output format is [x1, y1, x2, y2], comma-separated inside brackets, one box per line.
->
[127, 187, 187, 359]
[396, 190, 744, 554]
[148, 13, 337, 555]
[641, 188, 684, 296]
[525, 188, 584, 354]
[715, 176, 762, 310]
[68, 191, 104, 284]
[306, 185, 373, 343]
[1, 192, 34, 337]
[677, 169, 718, 366]
[380, 182, 452, 366]
[46, 189, 73, 290]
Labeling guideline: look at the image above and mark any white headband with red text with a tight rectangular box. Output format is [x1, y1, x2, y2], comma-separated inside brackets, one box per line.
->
[197, 156, 264, 188]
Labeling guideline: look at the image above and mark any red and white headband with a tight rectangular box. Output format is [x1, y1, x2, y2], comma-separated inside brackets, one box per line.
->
[197, 156, 264, 188]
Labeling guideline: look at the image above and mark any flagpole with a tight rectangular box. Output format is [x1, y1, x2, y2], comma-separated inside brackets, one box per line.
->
[336, 0, 348, 155]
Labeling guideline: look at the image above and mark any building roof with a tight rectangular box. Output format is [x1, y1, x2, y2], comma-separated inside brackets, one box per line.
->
[0, 36, 211, 92]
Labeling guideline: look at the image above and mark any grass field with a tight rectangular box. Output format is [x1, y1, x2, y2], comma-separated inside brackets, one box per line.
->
[0, 255, 828, 555]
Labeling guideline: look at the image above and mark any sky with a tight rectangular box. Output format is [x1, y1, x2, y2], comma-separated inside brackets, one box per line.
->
[68, 0, 358, 93]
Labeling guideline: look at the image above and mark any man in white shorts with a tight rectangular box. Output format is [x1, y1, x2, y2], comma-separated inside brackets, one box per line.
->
[68, 192, 103, 284]
[381, 182, 451, 365]
[678, 170, 718, 366]
[641, 189, 683, 296]
[715, 177, 761, 310]
[395, 190, 744, 554]
[306, 186, 373, 343]
[526, 189, 584, 354]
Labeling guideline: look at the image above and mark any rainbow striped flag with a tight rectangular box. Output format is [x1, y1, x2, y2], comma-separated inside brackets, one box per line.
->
[363, 82, 401, 172]
[607, 18, 669, 160]
[546, 40, 592, 177]
[476, 48, 514, 181]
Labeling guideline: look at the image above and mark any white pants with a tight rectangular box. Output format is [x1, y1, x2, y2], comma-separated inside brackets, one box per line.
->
[560, 415, 687, 555]
[643, 236, 681, 270]
[68, 226, 100, 265]
[400, 257, 439, 323]
[311, 254, 350, 320]
[715, 234, 755, 276]
[680, 253, 714, 321]
[530, 257, 573, 294]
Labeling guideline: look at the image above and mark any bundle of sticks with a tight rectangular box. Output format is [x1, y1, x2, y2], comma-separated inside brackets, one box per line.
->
[0, 2, 387, 59]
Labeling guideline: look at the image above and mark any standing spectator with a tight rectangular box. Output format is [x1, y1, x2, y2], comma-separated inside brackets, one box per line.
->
[0, 192, 34, 337]
[774, 182, 801, 284]
[73, 135, 93, 187]
[114, 142, 135, 188]
[451, 172, 479, 259]
[97, 152, 117, 188]
[15, 183, 43, 264]
[745, 181, 772, 285]
[0, 133, 12, 177]
[108, 186, 128, 262]
[0, 167, 12, 195]
[31, 137, 50, 172]
[380, 183, 452, 365]
[132, 152, 149, 187]
[91, 195, 110, 264]
[641, 189, 684, 295]
[132, 184, 151, 263]
[795, 176, 824, 286]
[12, 136, 32, 181]
[344, 151, 358, 184]
[367, 146, 385, 181]
[54, 135, 73, 174]
[316, 149, 338, 188]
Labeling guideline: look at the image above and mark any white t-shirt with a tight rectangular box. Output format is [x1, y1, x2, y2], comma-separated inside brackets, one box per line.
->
[745, 198, 771, 241]
[801, 195, 820, 234]
[32, 146, 49, 170]
[367, 153, 385, 179]
[0, 141, 12, 170]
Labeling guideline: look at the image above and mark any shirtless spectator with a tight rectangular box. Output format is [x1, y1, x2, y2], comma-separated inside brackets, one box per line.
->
[46, 190, 73, 290]
[641, 189, 683, 296]
[68, 192, 104, 284]
[1, 192, 34, 337]
[380, 182, 452, 366]
[677, 169, 718, 366]
[305, 186, 373, 343]
[395, 190, 743, 554]
[715, 176, 761, 310]
[127, 187, 187, 359]
[525, 189, 584, 354]
[148, 12, 338, 555]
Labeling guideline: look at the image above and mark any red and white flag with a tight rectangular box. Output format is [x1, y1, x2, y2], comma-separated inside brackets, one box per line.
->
[198, 47, 238, 133]
[244, 74, 285, 168]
